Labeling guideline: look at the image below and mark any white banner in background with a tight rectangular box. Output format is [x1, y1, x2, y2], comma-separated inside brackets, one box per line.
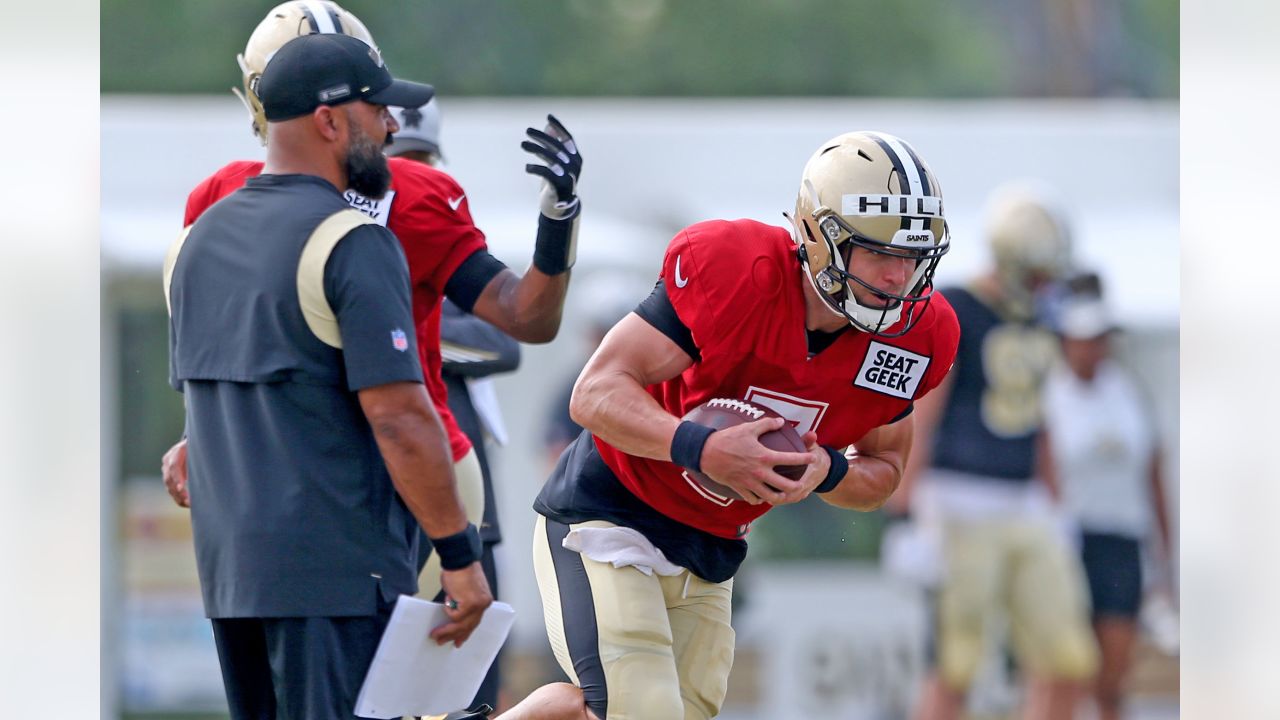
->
[737, 564, 928, 720]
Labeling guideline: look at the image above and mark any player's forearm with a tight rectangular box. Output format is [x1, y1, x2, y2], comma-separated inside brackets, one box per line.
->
[570, 367, 680, 461]
[369, 410, 469, 538]
[481, 268, 569, 343]
[819, 452, 905, 511]
[508, 267, 570, 342]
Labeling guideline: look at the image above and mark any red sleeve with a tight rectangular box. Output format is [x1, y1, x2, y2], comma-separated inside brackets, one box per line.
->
[386, 159, 488, 294]
[184, 174, 217, 226]
[184, 161, 263, 226]
[661, 220, 781, 355]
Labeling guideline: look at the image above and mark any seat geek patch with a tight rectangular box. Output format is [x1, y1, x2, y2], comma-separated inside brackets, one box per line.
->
[854, 341, 931, 399]
[344, 189, 396, 226]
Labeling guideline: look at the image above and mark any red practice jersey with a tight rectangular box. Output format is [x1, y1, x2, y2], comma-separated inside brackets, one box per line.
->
[595, 219, 960, 539]
[184, 157, 489, 461]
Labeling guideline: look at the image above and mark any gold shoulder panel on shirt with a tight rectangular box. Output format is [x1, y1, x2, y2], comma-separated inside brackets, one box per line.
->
[297, 209, 377, 348]
[162, 225, 194, 317]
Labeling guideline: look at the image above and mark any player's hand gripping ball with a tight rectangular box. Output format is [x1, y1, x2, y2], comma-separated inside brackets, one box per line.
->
[681, 398, 807, 500]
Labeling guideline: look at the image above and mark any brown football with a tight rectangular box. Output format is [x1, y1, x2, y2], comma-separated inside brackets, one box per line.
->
[680, 398, 808, 501]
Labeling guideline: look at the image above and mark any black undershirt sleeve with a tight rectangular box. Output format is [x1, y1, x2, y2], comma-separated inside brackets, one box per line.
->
[633, 280, 700, 362]
[443, 249, 509, 313]
[888, 403, 915, 424]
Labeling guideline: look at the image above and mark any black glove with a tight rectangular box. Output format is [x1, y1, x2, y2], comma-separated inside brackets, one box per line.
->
[522, 114, 582, 217]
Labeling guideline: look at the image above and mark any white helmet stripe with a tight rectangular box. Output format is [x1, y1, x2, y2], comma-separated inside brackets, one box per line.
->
[868, 131, 926, 232]
[301, 1, 340, 33]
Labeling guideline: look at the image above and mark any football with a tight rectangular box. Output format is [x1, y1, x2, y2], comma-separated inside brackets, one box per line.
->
[680, 398, 808, 500]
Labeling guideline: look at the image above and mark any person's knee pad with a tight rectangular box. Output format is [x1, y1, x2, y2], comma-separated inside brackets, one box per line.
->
[610, 681, 684, 720]
[936, 602, 985, 690]
[671, 613, 734, 720]
[591, 646, 685, 720]
[1045, 630, 1099, 681]
[936, 623, 986, 690]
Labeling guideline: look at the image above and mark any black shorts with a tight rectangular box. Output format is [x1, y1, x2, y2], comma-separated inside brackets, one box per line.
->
[210, 595, 393, 719]
[1080, 531, 1143, 619]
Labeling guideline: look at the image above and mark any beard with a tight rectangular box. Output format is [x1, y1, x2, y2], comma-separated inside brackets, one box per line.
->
[344, 122, 392, 199]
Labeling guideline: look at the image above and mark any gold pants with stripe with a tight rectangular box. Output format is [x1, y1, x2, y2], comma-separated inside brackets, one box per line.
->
[533, 517, 735, 720]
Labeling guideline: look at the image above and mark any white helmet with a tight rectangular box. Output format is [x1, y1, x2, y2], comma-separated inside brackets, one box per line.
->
[234, 1, 378, 144]
[790, 131, 950, 337]
[387, 99, 443, 160]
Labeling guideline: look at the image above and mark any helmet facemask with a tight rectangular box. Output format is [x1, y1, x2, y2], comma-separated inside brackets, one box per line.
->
[795, 198, 948, 337]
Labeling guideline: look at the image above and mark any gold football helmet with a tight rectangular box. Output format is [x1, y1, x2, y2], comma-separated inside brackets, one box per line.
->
[790, 131, 949, 336]
[983, 182, 1073, 314]
[234, 1, 378, 144]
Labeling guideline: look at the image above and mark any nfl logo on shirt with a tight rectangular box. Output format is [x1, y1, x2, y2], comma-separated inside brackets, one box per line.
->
[391, 329, 409, 352]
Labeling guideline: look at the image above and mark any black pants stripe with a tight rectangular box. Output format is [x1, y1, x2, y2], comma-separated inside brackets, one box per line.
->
[544, 516, 610, 718]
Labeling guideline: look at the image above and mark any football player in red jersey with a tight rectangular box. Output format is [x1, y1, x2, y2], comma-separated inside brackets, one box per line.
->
[390, 95, 522, 717]
[161, 1, 581, 568]
[495, 131, 960, 720]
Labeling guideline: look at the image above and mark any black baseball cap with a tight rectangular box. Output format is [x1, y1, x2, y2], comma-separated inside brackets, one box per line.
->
[257, 33, 434, 122]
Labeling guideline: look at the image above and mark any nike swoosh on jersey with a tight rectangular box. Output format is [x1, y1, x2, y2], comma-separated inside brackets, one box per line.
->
[448, 194, 466, 211]
[674, 256, 689, 288]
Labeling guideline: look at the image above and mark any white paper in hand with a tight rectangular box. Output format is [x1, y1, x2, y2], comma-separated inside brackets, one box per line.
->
[354, 596, 515, 719]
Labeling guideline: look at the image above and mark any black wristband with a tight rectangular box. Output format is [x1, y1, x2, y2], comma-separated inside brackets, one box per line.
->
[532, 206, 580, 275]
[814, 446, 849, 494]
[670, 420, 716, 473]
[428, 523, 482, 570]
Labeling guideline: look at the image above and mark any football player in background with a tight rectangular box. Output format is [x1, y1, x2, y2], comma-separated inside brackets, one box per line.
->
[887, 183, 1098, 720]
[495, 132, 960, 720]
[388, 96, 523, 715]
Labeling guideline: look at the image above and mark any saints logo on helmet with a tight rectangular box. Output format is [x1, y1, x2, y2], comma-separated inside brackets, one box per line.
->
[789, 131, 950, 337]
[234, 1, 378, 144]
[983, 182, 1073, 318]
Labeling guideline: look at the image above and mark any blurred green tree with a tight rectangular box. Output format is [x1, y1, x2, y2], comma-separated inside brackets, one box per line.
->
[101, 0, 1176, 98]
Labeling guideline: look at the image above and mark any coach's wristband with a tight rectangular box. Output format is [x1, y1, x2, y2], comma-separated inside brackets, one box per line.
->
[532, 204, 580, 275]
[670, 420, 716, 473]
[429, 523, 482, 570]
[814, 446, 849, 494]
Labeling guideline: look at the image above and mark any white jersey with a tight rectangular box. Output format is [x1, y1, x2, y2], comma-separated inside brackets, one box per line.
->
[1042, 359, 1156, 537]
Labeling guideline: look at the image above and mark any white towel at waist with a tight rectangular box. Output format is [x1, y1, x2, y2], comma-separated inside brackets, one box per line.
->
[562, 525, 685, 577]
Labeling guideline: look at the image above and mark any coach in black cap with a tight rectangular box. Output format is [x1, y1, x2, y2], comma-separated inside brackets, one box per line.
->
[165, 31, 490, 719]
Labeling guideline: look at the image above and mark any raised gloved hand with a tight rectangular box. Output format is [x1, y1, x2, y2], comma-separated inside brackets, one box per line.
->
[523, 114, 582, 275]
[522, 114, 582, 220]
